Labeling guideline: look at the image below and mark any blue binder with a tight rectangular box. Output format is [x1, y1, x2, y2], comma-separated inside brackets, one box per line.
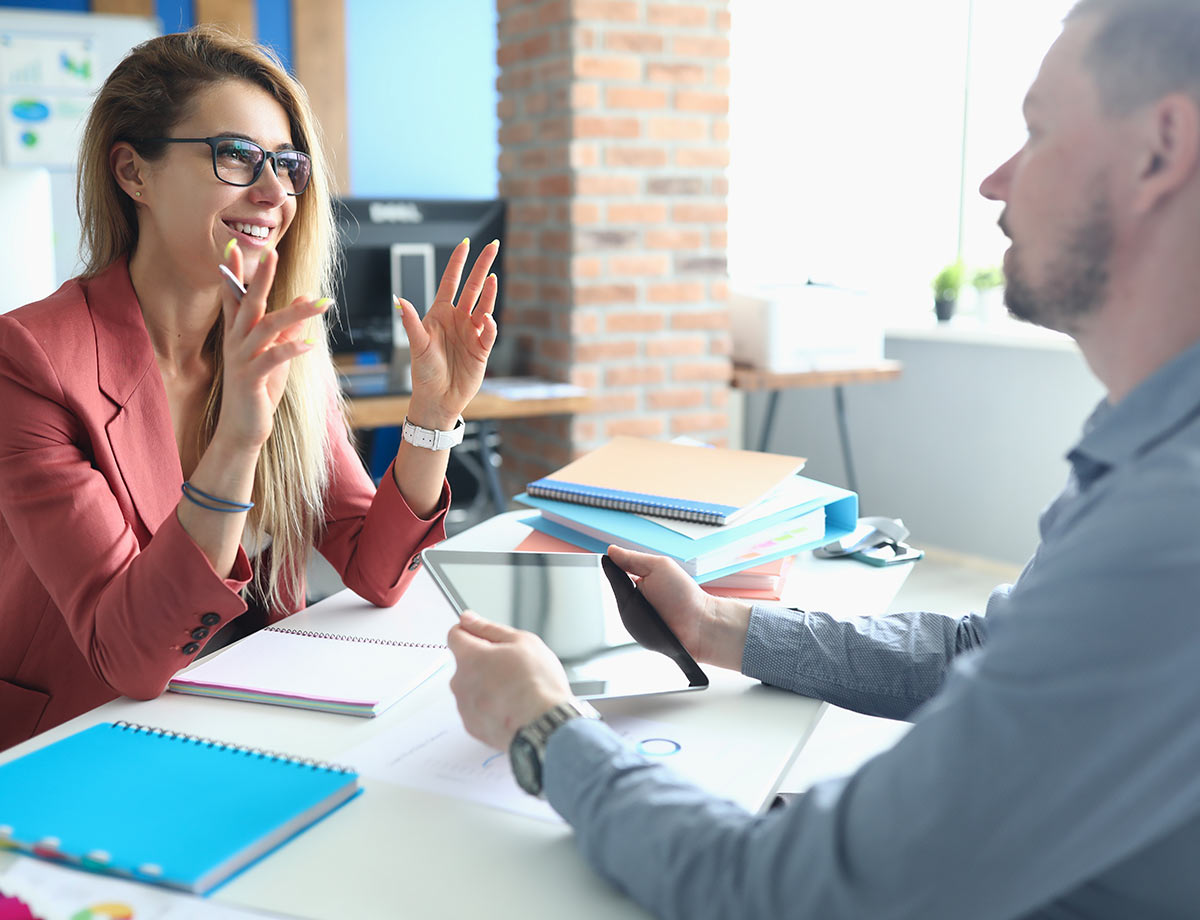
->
[0, 721, 360, 894]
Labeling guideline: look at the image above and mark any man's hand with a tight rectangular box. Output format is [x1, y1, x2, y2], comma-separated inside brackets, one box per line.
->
[448, 610, 574, 750]
[606, 546, 753, 672]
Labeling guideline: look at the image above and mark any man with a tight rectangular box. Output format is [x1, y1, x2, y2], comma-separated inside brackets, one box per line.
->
[447, 1, 1200, 916]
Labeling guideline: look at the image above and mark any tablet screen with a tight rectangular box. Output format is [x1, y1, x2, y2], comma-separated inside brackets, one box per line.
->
[421, 550, 707, 699]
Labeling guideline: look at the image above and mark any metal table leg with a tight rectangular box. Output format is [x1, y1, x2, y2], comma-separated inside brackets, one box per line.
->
[832, 384, 859, 496]
[758, 390, 780, 453]
[475, 419, 507, 514]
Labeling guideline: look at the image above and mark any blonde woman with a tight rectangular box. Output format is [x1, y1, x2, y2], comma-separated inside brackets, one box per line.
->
[0, 26, 498, 750]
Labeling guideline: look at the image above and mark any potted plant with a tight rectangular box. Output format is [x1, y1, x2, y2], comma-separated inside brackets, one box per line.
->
[970, 265, 1005, 319]
[931, 260, 966, 322]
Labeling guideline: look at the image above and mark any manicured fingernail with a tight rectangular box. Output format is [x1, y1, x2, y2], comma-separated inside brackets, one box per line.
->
[259, 246, 274, 263]
[223, 239, 237, 258]
[490, 239, 500, 248]
[488, 273, 497, 282]
[303, 337, 316, 345]
[315, 297, 334, 310]
[461, 237, 470, 247]
[393, 295, 404, 311]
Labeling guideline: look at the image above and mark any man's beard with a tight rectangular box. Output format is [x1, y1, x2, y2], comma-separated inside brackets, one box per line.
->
[1003, 193, 1113, 336]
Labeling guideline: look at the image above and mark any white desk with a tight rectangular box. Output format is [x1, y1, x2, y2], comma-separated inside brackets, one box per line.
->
[0, 511, 910, 920]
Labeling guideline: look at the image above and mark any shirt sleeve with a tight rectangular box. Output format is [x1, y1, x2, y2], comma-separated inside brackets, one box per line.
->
[742, 603, 991, 720]
[544, 471, 1200, 920]
[314, 405, 450, 607]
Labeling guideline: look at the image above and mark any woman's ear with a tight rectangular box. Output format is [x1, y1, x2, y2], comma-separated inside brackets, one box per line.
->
[110, 141, 146, 202]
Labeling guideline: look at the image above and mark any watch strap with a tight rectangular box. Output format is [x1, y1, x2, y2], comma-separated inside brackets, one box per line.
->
[401, 415, 465, 451]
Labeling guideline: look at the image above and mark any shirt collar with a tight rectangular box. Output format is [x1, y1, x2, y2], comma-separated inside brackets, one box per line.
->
[1068, 336, 1200, 487]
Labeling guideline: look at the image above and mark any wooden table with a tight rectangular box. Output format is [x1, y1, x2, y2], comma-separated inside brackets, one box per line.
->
[731, 360, 904, 494]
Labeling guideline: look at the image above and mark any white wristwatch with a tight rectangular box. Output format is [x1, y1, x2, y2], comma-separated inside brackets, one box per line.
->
[401, 415, 466, 451]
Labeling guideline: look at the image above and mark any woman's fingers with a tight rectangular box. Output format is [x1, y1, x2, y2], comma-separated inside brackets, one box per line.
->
[218, 240, 245, 333]
[244, 337, 315, 378]
[240, 246, 278, 328]
[432, 238, 471, 306]
[245, 295, 331, 353]
[456, 240, 500, 315]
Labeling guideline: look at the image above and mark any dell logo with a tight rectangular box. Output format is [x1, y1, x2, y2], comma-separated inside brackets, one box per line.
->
[368, 202, 424, 224]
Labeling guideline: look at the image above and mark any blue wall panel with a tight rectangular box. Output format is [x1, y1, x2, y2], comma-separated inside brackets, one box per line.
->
[345, 0, 498, 198]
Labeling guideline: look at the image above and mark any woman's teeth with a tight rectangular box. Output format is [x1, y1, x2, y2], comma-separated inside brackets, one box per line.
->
[230, 222, 269, 240]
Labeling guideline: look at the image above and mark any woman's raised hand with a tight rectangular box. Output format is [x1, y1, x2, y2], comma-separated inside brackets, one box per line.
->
[214, 241, 330, 451]
[397, 238, 499, 429]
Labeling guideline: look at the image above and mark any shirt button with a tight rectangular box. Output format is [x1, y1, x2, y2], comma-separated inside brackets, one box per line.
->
[190, 627, 210, 640]
[408, 555, 421, 571]
[182, 642, 200, 655]
[200, 613, 220, 627]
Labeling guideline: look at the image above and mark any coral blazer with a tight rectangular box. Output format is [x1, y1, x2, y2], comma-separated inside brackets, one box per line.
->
[0, 258, 448, 750]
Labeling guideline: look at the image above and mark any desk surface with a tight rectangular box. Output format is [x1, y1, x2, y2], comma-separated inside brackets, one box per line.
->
[0, 512, 910, 920]
[731, 360, 904, 392]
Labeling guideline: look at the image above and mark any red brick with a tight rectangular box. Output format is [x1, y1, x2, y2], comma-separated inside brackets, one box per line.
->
[606, 364, 666, 387]
[711, 176, 728, 196]
[574, 55, 642, 81]
[649, 117, 706, 141]
[648, 3, 709, 27]
[591, 392, 641, 413]
[571, 201, 601, 223]
[647, 62, 706, 84]
[605, 146, 669, 168]
[646, 335, 705, 357]
[606, 311, 667, 333]
[571, 310, 601, 335]
[538, 0, 571, 26]
[499, 122, 535, 145]
[672, 36, 730, 58]
[646, 228, 704, 249]
[541, 282, 571, 305]
[606, 417, 666, 438]
[605, 86, 669, 109]
[571, 366, 600, 389]
[539, 229, 572, 251]
[572, 257, 604, 279]
[676, 255, 728, 275]
[671, 412, 730, 435]
[676, 90, 728, 114]
[574, 116, 641, 139]
[571, 83, 600, 109]
[646, 175, 705, 195]
[605, 31, 665, 54]
[611, 255, 670, 276]
[672, 202, 728, 223]
[675, 148, 730, 168]
[709, 333, 732, 356]
[575, 228, 640, 250]
[715, 9, 731, 30]
[518, 148, 549, 170]
[497, 97, 517, 119]
[712, 119, 729, 141]
[647, 387, 706, 410]
[648, 282, 705, 303]
[538, 338, 572, 362]
[576, 283, 638, 305]
[713, 64, 730, 87]
[538, 117, 571, 142]
[608, 202, 668, 223]
[671, 309, 730, 330]
[576, 340, 640, 362]
[710, 387, 729, 407]
[538, 174, 572, 197]
[673, 360, 732, 382]
[711, 279, 728, 301]
[572, 0, 640, 22]
[572, 419, 599, 443]
[576, 174, 640, 196]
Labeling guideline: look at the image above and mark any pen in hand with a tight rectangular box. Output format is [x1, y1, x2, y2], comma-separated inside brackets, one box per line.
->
[218, 263, 246, 303]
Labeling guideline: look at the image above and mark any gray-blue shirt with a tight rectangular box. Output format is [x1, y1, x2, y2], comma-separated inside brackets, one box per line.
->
[544, 338, 1200, 920]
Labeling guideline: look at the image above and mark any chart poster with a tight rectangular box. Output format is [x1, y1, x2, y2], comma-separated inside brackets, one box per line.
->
[0, 31, 97, 169]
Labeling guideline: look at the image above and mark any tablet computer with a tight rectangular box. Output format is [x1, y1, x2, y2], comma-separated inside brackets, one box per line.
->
[421, 549, 708, 700]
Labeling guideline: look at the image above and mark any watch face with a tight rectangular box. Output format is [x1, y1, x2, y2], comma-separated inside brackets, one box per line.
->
[510, 732, 543, 796]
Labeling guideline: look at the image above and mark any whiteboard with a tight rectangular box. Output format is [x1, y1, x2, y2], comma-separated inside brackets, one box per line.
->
[0, 8, 158, 287]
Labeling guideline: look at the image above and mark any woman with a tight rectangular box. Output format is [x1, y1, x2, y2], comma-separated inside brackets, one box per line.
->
[0, 26, 498, 749]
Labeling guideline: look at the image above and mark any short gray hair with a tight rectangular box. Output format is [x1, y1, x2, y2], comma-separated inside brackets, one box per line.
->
[1068, 0, 1200, 113]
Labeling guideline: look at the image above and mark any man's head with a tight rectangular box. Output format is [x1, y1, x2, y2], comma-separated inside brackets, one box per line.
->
[981, 0, 1200, 337]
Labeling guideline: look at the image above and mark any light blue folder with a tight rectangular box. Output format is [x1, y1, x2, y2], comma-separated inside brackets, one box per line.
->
[0, 721, 360, 894]
[516, 476, 858, 583]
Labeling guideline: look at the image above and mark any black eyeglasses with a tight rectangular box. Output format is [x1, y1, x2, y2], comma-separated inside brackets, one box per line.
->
[142, 136, 312, 196]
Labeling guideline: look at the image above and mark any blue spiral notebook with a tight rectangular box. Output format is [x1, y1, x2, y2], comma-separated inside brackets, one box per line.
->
[0, 721, 360, 894]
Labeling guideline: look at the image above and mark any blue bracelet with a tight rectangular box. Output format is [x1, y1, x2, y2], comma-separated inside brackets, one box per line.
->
[181, 482, 254, 512]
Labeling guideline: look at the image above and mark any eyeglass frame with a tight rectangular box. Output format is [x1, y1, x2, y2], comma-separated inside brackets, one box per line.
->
[136, 135, 313, 196]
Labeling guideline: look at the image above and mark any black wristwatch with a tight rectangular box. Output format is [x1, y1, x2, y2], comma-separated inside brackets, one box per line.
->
[510, 699, 602, 797]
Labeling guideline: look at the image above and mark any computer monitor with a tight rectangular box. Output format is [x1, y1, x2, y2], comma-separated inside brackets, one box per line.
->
[330, 197, 507, 369]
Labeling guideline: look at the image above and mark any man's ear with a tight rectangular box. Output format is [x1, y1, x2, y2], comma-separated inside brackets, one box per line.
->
[110, 142, 146, 202]
[1133, 92, 1200, 215]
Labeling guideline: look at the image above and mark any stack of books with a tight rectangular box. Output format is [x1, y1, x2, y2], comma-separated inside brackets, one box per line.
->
[516, 437, 857, 586]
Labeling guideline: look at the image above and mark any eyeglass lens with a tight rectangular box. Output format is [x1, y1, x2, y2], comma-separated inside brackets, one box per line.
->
[214, 138, 311, 194]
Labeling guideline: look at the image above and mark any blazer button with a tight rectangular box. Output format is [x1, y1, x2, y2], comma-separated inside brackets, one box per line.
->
[200, 613, 220, 627]
[408, 555, 421, 571]
[182, 642, 201, 655]
[190, 627, 210, 640]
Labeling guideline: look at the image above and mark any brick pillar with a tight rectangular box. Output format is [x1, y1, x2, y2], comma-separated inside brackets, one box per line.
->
[497, 0, 731, 495]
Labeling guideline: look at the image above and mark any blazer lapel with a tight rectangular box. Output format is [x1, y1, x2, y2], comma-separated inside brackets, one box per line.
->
[86, 258, 182, 534]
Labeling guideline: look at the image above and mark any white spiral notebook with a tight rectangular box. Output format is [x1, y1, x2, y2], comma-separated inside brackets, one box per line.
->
[168, 624, 449, 717]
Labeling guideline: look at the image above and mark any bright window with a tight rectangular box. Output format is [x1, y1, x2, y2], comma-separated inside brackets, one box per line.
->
[728, 0, 1078, 320]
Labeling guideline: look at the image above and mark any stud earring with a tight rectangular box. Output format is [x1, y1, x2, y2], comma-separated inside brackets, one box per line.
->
[134, 191, 142, 198]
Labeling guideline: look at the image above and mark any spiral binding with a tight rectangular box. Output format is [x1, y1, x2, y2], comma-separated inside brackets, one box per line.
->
[266, 625, 448, 649]
[110, 721, 356, 775]
[526, 483, 724, 524]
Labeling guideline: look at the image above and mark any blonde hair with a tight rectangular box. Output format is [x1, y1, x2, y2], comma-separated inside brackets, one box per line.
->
[77, 25, 342, 611]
